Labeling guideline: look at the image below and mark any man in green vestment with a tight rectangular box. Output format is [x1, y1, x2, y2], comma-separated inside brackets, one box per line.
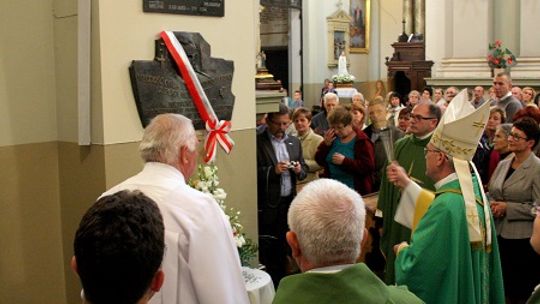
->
[379, 102, 441, 283]
[273, 179, 423, 304]
[390, 90, 505, 304]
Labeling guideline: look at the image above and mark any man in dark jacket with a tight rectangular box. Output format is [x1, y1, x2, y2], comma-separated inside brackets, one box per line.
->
[257, 103, 307, 285]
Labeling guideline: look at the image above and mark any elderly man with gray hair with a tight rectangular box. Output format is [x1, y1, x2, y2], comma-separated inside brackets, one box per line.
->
[273, 179, 423, 304]
[311, 92, 340, 135]
[101, 113, 249, 304]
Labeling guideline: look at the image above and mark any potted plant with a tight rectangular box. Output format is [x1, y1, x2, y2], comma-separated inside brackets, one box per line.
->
[487, 40, 517, 76]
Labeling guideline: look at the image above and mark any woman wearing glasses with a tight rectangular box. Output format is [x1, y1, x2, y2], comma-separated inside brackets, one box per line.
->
[488, 117, 540, 304]
[315, 106, 375, 195]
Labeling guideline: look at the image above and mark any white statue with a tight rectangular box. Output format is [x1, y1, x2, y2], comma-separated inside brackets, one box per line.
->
[338, 51, 348, 75]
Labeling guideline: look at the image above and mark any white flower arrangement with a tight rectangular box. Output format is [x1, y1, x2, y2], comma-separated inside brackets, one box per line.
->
[190, 164, 257, 265]
[332, 73, 356, 84]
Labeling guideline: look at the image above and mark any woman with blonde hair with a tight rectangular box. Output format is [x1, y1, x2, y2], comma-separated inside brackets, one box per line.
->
[292, 107, 324, 190]
[373, 80, 386, 99]
[522, 87, 537, 108]
[351, 92, 366, 108]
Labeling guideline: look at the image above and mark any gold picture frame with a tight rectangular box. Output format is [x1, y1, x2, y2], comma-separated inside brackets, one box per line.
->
[327, 9, 352, 67]
[349, 0, 370, 53]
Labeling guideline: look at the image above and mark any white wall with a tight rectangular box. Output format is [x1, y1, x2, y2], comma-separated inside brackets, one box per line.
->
[303, 0, 402, 86]
[96, 0, 257, 144]
[303, 0, 371, 84]
[303, 0, 338, 85]
[520, 0, 540, 57]
[379, 0, 403, 80]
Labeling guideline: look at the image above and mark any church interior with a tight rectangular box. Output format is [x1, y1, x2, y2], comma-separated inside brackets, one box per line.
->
[2, 0, 540, 303]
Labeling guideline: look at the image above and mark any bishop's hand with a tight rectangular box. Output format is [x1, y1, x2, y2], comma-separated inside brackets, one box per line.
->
[386, 161, 410, 189]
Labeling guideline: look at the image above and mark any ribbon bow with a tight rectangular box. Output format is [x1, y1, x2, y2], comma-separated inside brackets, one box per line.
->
[204, 119, 234, 163]
[160, 30, 235, 163]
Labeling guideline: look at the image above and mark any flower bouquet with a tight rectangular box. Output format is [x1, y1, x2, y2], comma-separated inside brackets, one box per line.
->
[332, 74, 356, 88]
[332, 74, 356, 84]
[487, 40, 517, 69]
[190, 164, 257, 266]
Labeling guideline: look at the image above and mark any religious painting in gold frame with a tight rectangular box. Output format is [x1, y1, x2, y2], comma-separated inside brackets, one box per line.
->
[349, 0, 370, 53]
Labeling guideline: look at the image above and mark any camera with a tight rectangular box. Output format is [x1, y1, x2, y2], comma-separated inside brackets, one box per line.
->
[287, 161, 299, 169]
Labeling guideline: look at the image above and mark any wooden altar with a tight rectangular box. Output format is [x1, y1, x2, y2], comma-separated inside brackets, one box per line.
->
[385, 42, 433, 97]
[359, 193, 385, 278]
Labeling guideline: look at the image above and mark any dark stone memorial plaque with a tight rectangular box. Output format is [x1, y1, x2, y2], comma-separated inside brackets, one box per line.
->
[143, 0, 224, 17]
[129, 32, 234, 129]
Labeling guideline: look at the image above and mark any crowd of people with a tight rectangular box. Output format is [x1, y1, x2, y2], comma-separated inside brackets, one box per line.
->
[255, 72, 540, 303]
[70, 72, 540, 303]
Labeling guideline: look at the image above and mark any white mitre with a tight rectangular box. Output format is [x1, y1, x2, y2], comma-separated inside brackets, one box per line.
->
[429, 89, 492, 247]
[430, 89, 490, 161]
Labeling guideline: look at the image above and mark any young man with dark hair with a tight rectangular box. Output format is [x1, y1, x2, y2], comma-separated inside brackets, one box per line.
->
[72, 190, 165, 304]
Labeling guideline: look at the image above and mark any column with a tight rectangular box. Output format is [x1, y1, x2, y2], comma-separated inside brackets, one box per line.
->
[452, 0, 492, 58]
[289, 9, 302, 92]
[520, 0, 540, 57]
[413, 0, 424, 35]
[493, 0, 519, 56]
[513, 0, 540, 78]
[403, 0, 413, 34]
[425, 0, 494, 79]
[424, 0, 449, 73]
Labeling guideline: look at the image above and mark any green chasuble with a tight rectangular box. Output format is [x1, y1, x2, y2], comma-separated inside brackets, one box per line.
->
[379, 134, 435, 283]
[273, 263, 424, 304]
[395, 177, 505, 304]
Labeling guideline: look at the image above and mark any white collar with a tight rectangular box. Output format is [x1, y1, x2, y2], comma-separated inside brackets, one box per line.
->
[434, 172, 458, 190]
[501, 91, 512, 100]
[306, 263, 355, 274]
[143, 162, 186, 185]
[416, 130, 434, 140]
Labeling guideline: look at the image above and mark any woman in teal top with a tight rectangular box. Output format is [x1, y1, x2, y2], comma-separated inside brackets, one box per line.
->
[315, 106, 375, 195]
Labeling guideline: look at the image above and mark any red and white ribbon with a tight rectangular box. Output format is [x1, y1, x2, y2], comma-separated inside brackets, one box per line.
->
[160, 31, 234, 163]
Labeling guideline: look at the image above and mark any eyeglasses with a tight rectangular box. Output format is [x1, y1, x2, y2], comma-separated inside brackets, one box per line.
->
[424, 147, 449, 160]
[508, 132, 528, 141]
[423, 147, 441, 155]
[410, 114, 437, 121]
